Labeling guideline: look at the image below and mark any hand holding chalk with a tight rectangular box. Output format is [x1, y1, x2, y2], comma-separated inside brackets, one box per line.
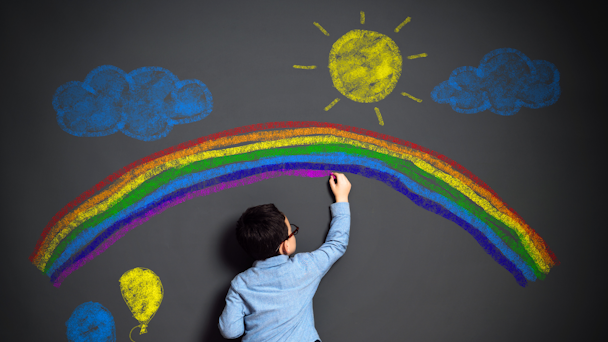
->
[329, 173, 351, 203]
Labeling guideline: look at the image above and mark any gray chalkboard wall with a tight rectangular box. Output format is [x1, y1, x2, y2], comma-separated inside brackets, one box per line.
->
[2, 0, 603, 341]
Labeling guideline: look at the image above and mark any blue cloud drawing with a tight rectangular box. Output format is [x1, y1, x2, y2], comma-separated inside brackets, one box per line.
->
[431, 48, 560, 115]
[66, 302, 116, 342]
[53, 65, 213, 141]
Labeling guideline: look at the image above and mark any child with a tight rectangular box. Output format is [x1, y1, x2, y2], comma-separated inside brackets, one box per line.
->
[219, 173, 352, 342]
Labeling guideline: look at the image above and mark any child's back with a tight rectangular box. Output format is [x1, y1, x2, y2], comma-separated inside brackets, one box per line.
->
[219, 173, 351, 342]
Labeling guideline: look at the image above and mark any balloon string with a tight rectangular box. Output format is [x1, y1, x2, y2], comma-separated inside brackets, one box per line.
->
[129, 325, 141, 342]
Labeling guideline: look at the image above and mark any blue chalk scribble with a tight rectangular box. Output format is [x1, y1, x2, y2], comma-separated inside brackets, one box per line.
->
[53, 65, 213, 141]
[66, 302, 116, 342]
[431, 48, 560, 115]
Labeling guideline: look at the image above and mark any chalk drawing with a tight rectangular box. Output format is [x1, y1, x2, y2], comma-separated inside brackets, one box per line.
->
[329, 29, 402, 103]
[324, 98, 340, 111]
[119, 267, 163, 341]
[407, 53, 428, 59]
[66, 302, 115, 342]
[293, 13, 426, 124]
[431, 48, 560, 115]
[293, 65, 317, 69]
[394, 17, 411, 33]
[30, 122, 558, 287]
[313, 22, 329, 36]
[402, 92, 423, 103]
[374, 107, 384, 126]
[53, 65, 213, 141]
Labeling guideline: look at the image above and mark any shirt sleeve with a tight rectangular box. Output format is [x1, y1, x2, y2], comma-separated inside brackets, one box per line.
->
[218, 284, 245, 339]
[307, 202, 351, 274]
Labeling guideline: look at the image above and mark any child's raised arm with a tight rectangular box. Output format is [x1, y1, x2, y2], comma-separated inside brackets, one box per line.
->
[298, 172, 352, 273]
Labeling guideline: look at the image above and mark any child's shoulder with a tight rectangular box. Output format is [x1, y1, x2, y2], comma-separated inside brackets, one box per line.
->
[290, 251, 325, 273]
[231, 267, 252, 284]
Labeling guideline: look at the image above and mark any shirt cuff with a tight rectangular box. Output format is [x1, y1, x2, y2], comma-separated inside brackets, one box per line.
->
[330, 202, 350, 217]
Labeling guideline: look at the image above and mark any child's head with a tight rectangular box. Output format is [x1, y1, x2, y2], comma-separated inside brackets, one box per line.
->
[236, 203, 293, 260]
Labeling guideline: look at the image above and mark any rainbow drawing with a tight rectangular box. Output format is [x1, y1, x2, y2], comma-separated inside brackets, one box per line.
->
[30, 121, 558, 287]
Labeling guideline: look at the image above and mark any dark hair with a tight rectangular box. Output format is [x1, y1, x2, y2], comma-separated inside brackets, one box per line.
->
[236, 204, 288, 260]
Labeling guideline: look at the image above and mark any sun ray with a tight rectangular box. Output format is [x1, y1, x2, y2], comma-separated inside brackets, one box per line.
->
[293, 65, 317, 69]
[401, 92, 423, 102]
[374, 107, 385, 126]
[360, 11, 365, 24]
[313, 22, 330, 36]
[394, 17, 411, 33]
[324, 98, 340, 111]
[407, 53, 428, 59]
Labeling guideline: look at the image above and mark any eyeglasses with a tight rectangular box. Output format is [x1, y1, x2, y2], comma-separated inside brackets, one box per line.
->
[276, 224, 299, 252]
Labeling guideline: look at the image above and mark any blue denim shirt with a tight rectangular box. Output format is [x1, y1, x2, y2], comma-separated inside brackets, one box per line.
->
[219, 202, 350, 342]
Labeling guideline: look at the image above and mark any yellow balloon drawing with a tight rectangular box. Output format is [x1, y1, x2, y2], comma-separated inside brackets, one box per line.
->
[294, 12, 427, 125]
[119, 267, 163, 341]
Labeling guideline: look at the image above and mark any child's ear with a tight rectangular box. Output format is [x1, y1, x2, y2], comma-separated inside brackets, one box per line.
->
[280, 241, 289, 255]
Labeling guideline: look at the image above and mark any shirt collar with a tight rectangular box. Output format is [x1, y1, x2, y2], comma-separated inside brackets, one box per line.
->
[253, 254, 289, 268]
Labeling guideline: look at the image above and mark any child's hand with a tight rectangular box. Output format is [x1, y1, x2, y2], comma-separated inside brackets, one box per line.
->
[329, 173, 351, 203]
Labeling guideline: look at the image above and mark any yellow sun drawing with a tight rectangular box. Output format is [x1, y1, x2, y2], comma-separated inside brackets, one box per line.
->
[294, 12, 426, 126]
